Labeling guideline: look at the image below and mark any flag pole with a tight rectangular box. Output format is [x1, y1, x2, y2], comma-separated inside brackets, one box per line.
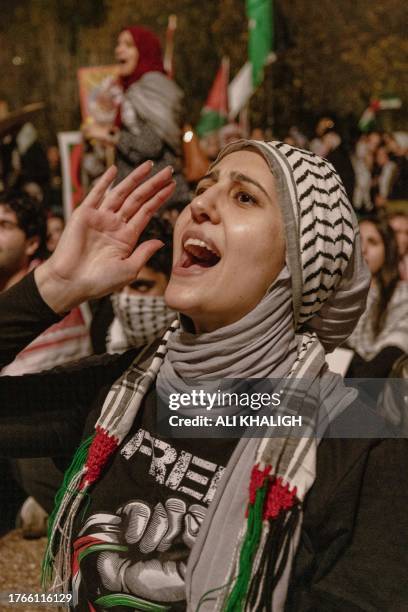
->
[164, 15, 177, 79]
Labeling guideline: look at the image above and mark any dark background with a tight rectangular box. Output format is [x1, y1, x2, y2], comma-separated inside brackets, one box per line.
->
[0, 0, 406, 143]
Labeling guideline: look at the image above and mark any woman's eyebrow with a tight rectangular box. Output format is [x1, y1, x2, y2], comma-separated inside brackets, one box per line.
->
[199, 169, 219, 183]
[198, 169, 270, 200]
[230, 171, 269, 199]
[128, 279, 155, 289]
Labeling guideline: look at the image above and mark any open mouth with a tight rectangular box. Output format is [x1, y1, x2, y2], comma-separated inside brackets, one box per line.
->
[179, 237, 221, 269]
[117, 58, 130, 69]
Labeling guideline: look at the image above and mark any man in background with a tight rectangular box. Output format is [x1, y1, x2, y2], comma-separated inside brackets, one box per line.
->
[0, 190, 46, 293]
[0, 191, 91, 536]
[0, 190, 47, 535]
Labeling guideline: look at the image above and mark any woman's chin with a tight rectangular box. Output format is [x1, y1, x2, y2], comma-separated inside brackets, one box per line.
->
[117, 62, 137, 77]
[164, 284, 201, 315]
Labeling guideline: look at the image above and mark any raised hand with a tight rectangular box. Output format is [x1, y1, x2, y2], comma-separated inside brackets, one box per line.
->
[35, 161, 176, 313]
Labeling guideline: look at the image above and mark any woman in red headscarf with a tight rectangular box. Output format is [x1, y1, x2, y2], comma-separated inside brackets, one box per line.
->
[84, 26, 190, 210]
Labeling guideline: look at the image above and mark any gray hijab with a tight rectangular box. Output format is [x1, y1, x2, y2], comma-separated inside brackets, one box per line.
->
[123, 72, 183, 154]
[157, 267, 298, 405]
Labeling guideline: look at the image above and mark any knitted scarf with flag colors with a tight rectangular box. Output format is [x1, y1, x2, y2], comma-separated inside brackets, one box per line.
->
[42, 323, 328, 602]
[221, 333, 330, 612]
[42, 321, 179, 592]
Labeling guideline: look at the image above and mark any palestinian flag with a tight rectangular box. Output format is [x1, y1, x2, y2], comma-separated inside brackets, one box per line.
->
[228, 62, 253, 120]
[247, 0, 274, 88]
[196, 57, 230, 137]
[358, 96, 402, 131]
[228, 0, 275, 119]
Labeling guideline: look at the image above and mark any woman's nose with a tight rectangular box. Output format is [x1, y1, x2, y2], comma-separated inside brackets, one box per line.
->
[189, 187, 221, 224]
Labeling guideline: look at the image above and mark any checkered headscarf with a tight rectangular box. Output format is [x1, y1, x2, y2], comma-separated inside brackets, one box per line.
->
[214, 140, 370, 352]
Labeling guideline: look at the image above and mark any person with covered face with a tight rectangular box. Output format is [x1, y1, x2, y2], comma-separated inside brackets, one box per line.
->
[0, 148, 407, 611]
[83, 25, 190, 214]
[90, 215, 175, 354]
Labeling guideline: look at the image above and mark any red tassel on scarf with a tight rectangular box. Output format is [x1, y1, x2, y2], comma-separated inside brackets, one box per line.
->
[264, 477, 298, 520]
[249, 464, 271, 504]
[80, 427, 118, 489]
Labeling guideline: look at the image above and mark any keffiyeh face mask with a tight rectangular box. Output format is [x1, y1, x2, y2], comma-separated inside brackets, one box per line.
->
[108, 292, 175, 352]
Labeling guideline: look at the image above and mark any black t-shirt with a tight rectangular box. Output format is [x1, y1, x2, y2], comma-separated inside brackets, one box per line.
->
[72, 387, 238, 611]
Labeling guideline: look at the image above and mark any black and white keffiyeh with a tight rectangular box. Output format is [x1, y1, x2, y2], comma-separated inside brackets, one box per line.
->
[216, 140, 369, 352]
[107, 292, 176, 354]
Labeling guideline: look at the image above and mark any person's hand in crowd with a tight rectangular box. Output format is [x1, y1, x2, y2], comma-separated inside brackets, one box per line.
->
[35, 161, 175, 314]
[82, 123, 119, 146]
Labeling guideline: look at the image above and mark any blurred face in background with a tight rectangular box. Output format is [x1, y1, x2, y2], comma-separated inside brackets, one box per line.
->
[375, 146, 389, 166]
[360, 220, 385, 275]
[115, 30, 139, 77]
[47, 146, 60, 169]
[124, 265, 169, 297]
[22, 181, 43, 203]
[367, 132, 382, 152]
[389, 215, 408, 257]
[46, 216, 65, 253]
[0, 204, 39, 287]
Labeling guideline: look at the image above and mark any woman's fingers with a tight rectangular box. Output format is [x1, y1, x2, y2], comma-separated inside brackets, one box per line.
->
[81, 165, 118, 209]
[99, 160, 154, 211]
[120, 166, 174, 221]
[82, 162, 175, 221]
[128, 181, 176, 234]
[123, 239, 165, 283]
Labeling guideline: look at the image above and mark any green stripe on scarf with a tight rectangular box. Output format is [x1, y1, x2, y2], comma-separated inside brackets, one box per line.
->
[78, 543, 128, 563]
[94, 593, 171, 610]
[224, 479, 269, 611]
[41, 433, 95, 587]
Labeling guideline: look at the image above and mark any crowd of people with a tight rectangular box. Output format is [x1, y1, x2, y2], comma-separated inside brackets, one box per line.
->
[0, 22, 407, 612]
[200, 117, 408, 214]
